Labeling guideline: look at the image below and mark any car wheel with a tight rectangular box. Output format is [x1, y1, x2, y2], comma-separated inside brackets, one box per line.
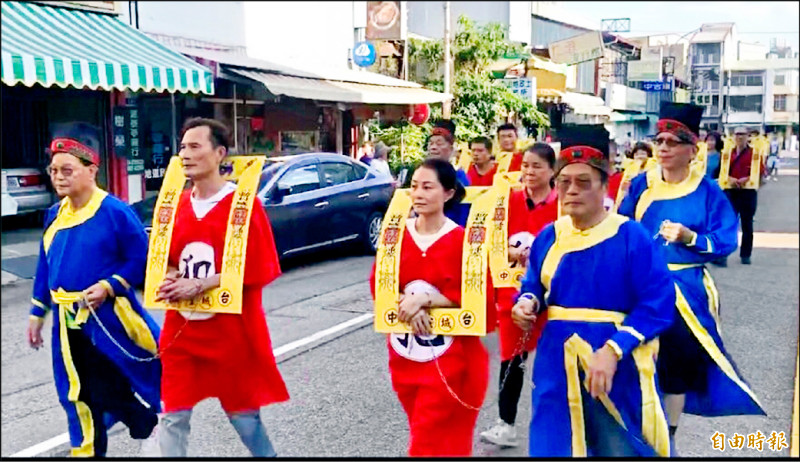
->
[362, 211, 384, 254]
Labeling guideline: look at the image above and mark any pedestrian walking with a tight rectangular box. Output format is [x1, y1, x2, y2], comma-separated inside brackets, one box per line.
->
[358, 141, 374, 166]
[704, 131, 723, 179]
[618, 103, 765, 453]
[719, 126, 765, 265]
[27, 138, 161, 457]
[370, 158, 495, 456]
[427, 119, 471, 225]
[497, 123, 525, 172]
[612, 141, 656, 210]
[479, 143, 558, 448]
[370, 141, 393, 178]
[767, 133, 781, 181]
[511, 125, 676, 457]
[154, 118, 289, 457]
[465, 136, 498, 186]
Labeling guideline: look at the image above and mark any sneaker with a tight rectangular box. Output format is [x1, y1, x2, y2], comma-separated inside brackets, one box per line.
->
[741, 257, 752, 265]
[480, 419, 518, 447]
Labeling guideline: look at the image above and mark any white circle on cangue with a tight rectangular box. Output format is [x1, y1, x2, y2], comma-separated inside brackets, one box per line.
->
[389, 280, 453, 362]
[603, 196, 615, 211]
[176, 242, 216, 320]
[509, 231, 534, 252]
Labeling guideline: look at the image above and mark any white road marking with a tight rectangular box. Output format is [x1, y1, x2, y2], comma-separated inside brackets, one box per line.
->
[10, 312, 375, 457]
[778, 169, 799, 176]
[748, 232, 800, 249]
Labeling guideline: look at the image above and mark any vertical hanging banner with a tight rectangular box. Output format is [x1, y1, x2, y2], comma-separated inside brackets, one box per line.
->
[144, 155, 266, 315]
[112, 106, 144, 174]
[374, 187, 495, 336]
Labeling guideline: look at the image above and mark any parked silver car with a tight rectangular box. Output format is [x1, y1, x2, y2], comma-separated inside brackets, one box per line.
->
[1, 168, 56, 216]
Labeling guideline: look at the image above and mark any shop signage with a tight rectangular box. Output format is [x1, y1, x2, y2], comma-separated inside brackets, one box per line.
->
[548, 31, 604, 65]
[642, 81, 672, 92]
[628, 59, 662, 82]
[366, 1, 403, 41]
[113, 106, 144, 174]
[499, 77, 537, 104]
[353, 41, 377, 67]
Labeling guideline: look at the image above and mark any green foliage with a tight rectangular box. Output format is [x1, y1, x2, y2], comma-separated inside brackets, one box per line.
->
[407, 15, 550, 141]
[367, 15, 550, 180]
[368, 121, 430, 177]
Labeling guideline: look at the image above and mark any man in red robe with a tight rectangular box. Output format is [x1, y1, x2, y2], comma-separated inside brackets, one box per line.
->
[498, 123, 524, 172]
[154, 118, 289, 457]
[466, 136, 498, 186]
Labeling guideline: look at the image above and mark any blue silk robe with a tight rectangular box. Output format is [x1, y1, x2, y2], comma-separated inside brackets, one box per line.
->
[29, 188, 161, 456]
[618, 166, 765, 417]
[519, 213, 675, 457]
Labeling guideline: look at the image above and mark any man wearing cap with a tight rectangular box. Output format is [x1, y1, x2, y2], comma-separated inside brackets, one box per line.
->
[719, 126, 765, 265]
[26, 138, 161, 457]
[618, 104, 765, 451]
[511, 125, 676, 456]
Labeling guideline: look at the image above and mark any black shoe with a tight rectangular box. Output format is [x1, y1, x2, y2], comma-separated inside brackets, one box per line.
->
[711, 258, 727, 267]
[741, 257, 752, 265]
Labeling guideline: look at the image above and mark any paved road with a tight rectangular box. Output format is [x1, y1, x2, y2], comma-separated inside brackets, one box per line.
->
[1, 177, 797, 457]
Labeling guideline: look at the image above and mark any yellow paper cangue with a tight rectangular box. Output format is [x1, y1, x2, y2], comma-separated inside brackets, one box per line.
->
[144, 155, 266, 315]
[373, 186, 495, 336]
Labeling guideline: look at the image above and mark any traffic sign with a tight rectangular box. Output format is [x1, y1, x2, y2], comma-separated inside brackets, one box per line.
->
[353, 41, 376, 67]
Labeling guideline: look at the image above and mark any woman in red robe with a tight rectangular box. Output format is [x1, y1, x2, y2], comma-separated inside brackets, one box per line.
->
[480, 143, 558, 448]
[370, 158, 495, 457]
[155, 118, 289, 457]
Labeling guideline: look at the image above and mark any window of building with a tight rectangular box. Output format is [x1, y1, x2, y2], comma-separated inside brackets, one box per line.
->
[775, 73, 786, 86]
[730, 72, 764, 87]
[774, 95, 787, 112]
[728, 95, 763, 113]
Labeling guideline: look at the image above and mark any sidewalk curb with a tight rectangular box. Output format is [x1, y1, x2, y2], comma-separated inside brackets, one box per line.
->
[1, 270, 23, 287]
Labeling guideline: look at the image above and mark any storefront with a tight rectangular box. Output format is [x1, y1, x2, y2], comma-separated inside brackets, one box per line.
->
[1, 1, 214, 207]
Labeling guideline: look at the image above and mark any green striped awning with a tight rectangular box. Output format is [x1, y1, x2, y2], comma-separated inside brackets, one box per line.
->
[1, 1, 214, 94]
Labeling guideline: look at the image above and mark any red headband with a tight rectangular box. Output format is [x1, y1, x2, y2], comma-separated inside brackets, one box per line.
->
[431, 127, 454, 144]
[50, 138, 100, 165]
[657, 119, 698, 144]
[555, 145, 608, 174]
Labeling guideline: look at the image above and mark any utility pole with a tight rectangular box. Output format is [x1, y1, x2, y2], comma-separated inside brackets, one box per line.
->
[442, 1, 452, 119]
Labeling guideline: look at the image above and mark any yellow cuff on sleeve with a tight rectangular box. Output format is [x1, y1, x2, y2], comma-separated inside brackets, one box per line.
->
[605, 340, 624, 360]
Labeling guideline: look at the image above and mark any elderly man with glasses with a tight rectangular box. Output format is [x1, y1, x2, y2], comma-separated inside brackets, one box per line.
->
[618, 103, 765, 454]
[718, 126, 765, 265]
[28, 138, 161, 457]
[511, 125, 676, 457]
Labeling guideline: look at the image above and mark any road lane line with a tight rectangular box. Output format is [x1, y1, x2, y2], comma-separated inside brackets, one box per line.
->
[791, 343, 799, 457]
[748, 232, 800, 250]
[10, 312, 375, 457]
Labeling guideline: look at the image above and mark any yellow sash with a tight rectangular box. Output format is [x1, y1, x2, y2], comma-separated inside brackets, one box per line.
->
[718, 136, 762, 190]
[691, 140, 708, 176]
[489, 173, 525, 288]
[144, 155, 266, 315]
[613, 158, 656, 212]
[373, 187, 495, 336]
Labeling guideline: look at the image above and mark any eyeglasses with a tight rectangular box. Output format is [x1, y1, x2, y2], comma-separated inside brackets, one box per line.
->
[555, 176, 595, 192]
[654, 137, 691, 147]
[46, 165, 78, 178]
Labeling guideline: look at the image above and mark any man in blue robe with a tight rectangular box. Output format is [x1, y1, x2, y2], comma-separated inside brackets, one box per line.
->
[512, 125, 676, 457]
[427, 119, 471, 225]
[26, 138, 161, 457]
[618, 103, 765, 451]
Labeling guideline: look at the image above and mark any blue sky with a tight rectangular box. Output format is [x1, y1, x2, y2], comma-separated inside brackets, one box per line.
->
[558, 1, 800, 51]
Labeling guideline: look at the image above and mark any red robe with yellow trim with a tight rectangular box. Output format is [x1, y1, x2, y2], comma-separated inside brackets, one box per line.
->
[370, 224, 495, 456]
[159, 190, 289, 413]
[496, 188, 558, 361]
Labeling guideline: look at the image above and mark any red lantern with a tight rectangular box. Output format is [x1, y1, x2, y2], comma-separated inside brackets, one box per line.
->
[408, 103, 430, 125]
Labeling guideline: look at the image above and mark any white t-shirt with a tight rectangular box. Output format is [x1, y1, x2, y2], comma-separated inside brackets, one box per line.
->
[370, 158, 392, 178]
[190, 182, 237, 219]
[405, 217, 458, 252]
